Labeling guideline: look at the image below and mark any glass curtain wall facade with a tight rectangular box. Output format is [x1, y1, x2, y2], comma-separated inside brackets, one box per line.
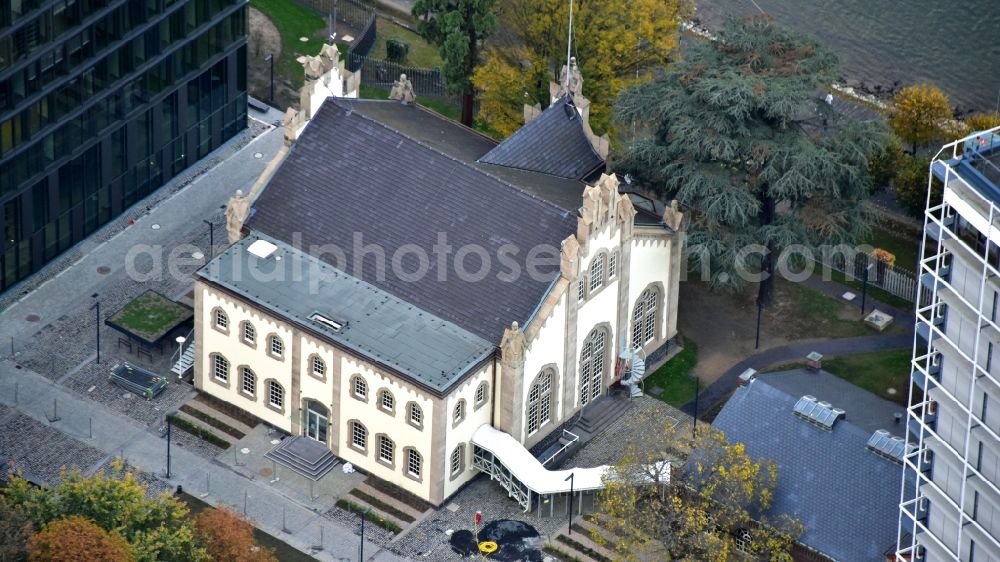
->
[0, 0, 248, 292]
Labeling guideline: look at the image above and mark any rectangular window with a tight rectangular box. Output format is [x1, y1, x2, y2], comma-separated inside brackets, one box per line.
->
[577, 280, 585, 302]
[992, 291, 998, 323]
[242, 323, 254, 343]
[215, 309, 227, 329]
[608, 252, 617, 279]
[270, 337, 283, 357]
[213, 355, 228, 381]
[351, 422, 366, 449]
[988, 342, 993, 373]
[241, 369, 254, 395]
[451, 449, 462, 475]
[982, 393, 989, 424]
[379, 436, 393, 463]
[268, 382, 282, 408]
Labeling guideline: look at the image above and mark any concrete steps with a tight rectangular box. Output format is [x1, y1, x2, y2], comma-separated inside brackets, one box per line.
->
[353, 481, 426, 521]
[182, 398, 255, 436]
[171, 410, 239, 446]
[264, 436, 339, 481]
[549, 522, 616, 562]
[575, 395, 631, 435]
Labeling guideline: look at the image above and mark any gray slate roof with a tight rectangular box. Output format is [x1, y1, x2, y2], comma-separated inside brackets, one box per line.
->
[246, 98, 579, 342]
[478, 96, 605, 181]
[762, 368, 906, 434]
[710, 378, 903, 562]
[197, 234, 495, 393]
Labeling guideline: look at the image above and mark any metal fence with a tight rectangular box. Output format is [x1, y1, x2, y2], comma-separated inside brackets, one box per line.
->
[347, 52, 454, 101]
[813, 249, 929, 307]
[289, 0, 378, 64]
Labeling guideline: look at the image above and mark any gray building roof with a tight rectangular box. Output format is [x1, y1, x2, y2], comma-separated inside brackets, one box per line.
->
[246, 98, 580, 342]
[197, 234, 495, 394]
[478, 96, 605, 181]
[710, 378, 903, 562]
[761, 368, 907, 434]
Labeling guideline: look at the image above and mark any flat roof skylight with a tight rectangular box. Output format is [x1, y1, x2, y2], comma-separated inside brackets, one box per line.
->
[247, 239, 278, 258]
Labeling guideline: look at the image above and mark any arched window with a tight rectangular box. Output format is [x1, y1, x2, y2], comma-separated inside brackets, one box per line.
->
[310, 355, 326, 379]
[241, 321, 256, 345]
[579, 327, 608, 406]
[240, 367, 256, 396]
[631, 286, 661, 349]
[589, 254, 605, 292]
[453, 399, 466, 425]
[267, 380, 284, 409]
[407, 403, 423, 428]
[450, 444, 465, 476]
[212, 354, 230, 382]
[406, 448, 422, 478]
[268, 335, 284, 358]
[735, 529, 752, 553]
[214, 308, 228, 330]
[378, 435, 394, 464]
[379, 389, 395, 413]
[351, 375, 367, 401]
[350, 421, 367, 451]
[475, 382, 489, 409]
[526, 369, 554, 435]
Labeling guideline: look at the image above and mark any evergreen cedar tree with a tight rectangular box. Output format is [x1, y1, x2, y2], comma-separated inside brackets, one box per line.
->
[614, 16, 888, 307]
[412, 0, 497, 126]
[472, 0, 690, 138]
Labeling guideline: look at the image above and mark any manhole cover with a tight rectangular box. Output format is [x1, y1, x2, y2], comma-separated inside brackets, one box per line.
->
[259, 467, 273, 477]
[887, 387, 897, 395]
[97, 266, 111, 274]
[25, 314, 39, 322]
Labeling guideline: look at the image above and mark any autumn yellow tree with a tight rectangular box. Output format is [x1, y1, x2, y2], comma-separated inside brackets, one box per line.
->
[27, 516, 133, 562]
[964, 112, 1000, 135]
[472, 0, 691, 138]
[594, 417, 802, 561]
[889, 83, 953, 154]
[194, 506, 277, 562]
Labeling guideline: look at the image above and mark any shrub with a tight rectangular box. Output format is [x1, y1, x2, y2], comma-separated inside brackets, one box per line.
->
[168, 414, 231, 449]
[348, 489, 415, 523]
[386, 38, 409, 62]
[335, 500, 402, 534]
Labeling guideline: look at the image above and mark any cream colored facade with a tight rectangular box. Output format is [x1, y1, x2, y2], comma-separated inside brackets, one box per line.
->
[195, 171, 682, 506]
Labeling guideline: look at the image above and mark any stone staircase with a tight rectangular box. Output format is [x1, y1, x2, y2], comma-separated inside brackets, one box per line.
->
[345, 481, 427, 531]
[172, 396, 256, 448]
[574, 394, 632, 436]
[264, 436, 339, 481]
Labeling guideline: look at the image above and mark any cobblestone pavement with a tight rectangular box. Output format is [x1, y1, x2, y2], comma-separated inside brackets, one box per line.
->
[325, 505, 398, 549]
[0, 404, 107, 484]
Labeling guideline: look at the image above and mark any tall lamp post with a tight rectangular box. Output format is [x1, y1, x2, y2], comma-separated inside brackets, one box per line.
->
[91, 301, 101, 364]
[690, 373, 699, 440]
[265, 53, 274, 103]
[565, 472, 575, 535]
[754, 298, 764, 349]
[166, 413, 172, 478]
[860, 262, 874, 315]
[203, 220, 214, 258]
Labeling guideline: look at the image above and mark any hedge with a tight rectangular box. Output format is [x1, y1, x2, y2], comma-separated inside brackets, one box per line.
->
[348, 489, 415, 523]
[335, 499, 402, 534]
[167, 414, 230, 449]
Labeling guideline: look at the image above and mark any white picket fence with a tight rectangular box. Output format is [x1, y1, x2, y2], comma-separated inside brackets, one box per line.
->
[814, 250, 929, 307]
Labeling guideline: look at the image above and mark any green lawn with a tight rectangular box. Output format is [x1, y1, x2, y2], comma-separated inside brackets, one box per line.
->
[643, 340, 698, 407]
[826, 269, 915, 312]
[250, 0, 327, 90]
[370, 17, 442, 68]
[774, 279, 871, 338]
[822, 349, 913, 406]
[863, 226, 921, 272]
[109, 291, 191, 341]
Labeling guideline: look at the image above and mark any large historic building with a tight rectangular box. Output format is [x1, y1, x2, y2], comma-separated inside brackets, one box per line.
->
[1, 0, 248, 292]
[192, 49, 684, 505]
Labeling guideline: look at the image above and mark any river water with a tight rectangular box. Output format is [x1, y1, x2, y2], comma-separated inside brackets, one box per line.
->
[695, 0, 1000, 113]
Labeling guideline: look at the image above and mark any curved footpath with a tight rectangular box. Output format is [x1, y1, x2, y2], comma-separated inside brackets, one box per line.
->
[681, 276, 917, 417]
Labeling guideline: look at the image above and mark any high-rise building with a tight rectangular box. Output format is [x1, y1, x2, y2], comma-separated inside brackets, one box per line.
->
[0, 0, 248, 292]
[899, 126, 1000, 561]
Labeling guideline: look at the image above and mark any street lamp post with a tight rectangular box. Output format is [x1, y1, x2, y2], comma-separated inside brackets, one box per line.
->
[265, 54, 274, 103]
[359, 507, 371, 562]
[203, 220, 214, 258]
[754, 299, 764, 349]
[861, 262, 874, 314]
[691, 374, 699, 440]
[91, 301, 101, 364]
[166, 414, 172, 478]
[565, 472, 575, 535]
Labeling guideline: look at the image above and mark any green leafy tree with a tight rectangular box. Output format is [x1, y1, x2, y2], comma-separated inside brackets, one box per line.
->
[892, 154, 940, 217]
[1, 467, 208, 562]
[412, 0, 497, 126]
[964, 112, 1000, 135]
[0, 502, 35, 562]
[889, 83, 952, 154]
[868, 135, 907, 193]
[595, 418, 802, 561]
[614, 16, 887, 307]
[473, 0, 690, 137]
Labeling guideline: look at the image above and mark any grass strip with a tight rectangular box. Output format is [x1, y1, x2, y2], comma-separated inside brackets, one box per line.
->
[179, 404, 246, 439]
[167, 413, 230, 449]
[349, 489, 415, 523]
[642, 339, 698, 407]
[556, 535, 612, 562]
[362, 476, 433, 513]
[193, 393, 259, 428]
[542, 545, 584, 562]
[335, 499, 402, 533]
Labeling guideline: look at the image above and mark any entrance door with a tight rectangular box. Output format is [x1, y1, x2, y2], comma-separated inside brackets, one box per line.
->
[305, 401, 328, 443]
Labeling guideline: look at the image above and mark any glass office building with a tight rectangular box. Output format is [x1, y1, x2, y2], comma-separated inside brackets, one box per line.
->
[0, 0, 248, 292]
